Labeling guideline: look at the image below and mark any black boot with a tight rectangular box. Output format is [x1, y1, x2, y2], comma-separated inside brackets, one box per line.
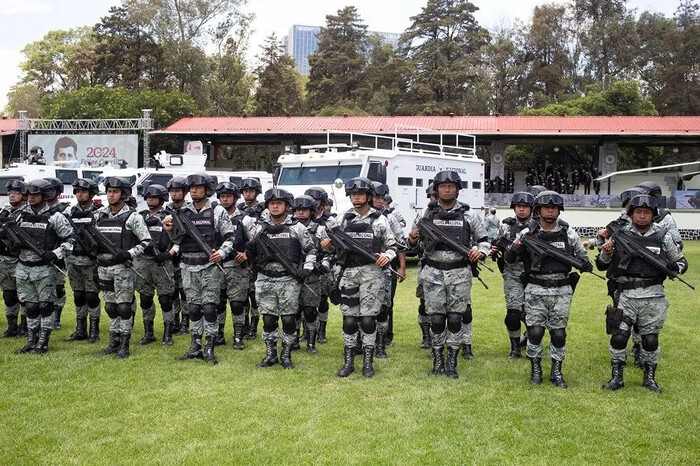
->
[18, 314, 28, 337]
[214, 324, 226, 346]
[318, 320, 328, 343]
[257, 339, 278, 367]
[445, 346, 460, 379]
[642, 362, 663, 393]
[337, 346, 356, 377]
[30, 327, 52, 354]
[519, 331, 528, 348]
[2, 315, 19, 338]
[429, 346, 445, 376]
[15, 326, 40, 354]
[300, 321, 309, 342]
[203, 335, 218, 365]
[100, 332, 121, 355]
[602, 361, 625, 390]
[66, 317, 88, 341]
[172, 312, 181, 334]
[419, 322, 431, 349]
[176, 334, 204, 360]
[307, 328, 318, 355]
[291, 328, 301, 351]
[280, 342, 294, 369]
[362, 345, 375, 378]
[53, 306, 62, 329]
[376, 332, 388, 359]
[232, 323, 245, 350]
[162, 322, 174, 346]
[550, 359, 568, 388]
[88, 316, 100, 343]
[461, 343, 474, 360]
[177, 315, 190, 335]
[529, 357, 543, 385]
[632, 342, 643, 368]
[241, 313, 249, 339]
[115, 333, 131, 359]
[246, 315, 258, 340]
[139, 320, 156, 345]
[508, 337, 521, 359]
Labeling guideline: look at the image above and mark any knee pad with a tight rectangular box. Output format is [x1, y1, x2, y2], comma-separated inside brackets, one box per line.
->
[86, 292, 100, 308]
[463, 304, 473, 324]
[377, 305, 388, 323]
[189, 303, 203, 321]
[230, 301, 246, 316]
[281, 315, 296, 334]
[342, 316, 359, 335]
[641, 334, 659, 352]
[202, 304, 218, 322]
[360, 316, 376, 334]
[550, 328, 567, 348]
[262, 314, 278, 332]
[73, 290, 86, 307]
[318, 297, 329, 315]
[528, 325, 545, 345]
[25, 302, 40, 318]
[303, 306, 317, 322]
[418, 299, 427, 316]
[140, 294, 154, 310]
[3, 290, 19, 307]
[610, 333, 629, 350]
[430, 314, 446, 333]
[158, 295, 173, 313]
[56, 284, 65, 298]
[504, 309, 521, 332]
[171, 289, 180, 301]
[447, 313, 462, 333]
[117, 303, 132, 320]
[39, 302, 53, 317]
[104, 302, 119, 318]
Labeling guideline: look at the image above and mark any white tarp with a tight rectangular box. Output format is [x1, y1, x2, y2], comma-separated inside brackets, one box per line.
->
[27, 134, 139, 169]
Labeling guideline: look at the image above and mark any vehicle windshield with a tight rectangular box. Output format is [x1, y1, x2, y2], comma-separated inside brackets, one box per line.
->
[278, 165, 361, 185]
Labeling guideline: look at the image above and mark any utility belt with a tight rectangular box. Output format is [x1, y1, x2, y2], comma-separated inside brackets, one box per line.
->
[260, 269, 292, 278]
[425, 259, 470, 271]
[180, 254, 210, 266]
[344, 256, 375, 268]
[615, 277, 664, 291]
[19, 259, 47, 267]
[525, 272, 580, 291]
[97, 257, 127, 267]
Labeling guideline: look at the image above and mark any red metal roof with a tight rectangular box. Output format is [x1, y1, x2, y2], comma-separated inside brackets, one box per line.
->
[0, 118, 17, 136]
[154, 115, 700, 135]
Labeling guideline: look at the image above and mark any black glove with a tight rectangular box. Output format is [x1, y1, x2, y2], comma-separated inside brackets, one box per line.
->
[318, 264, 330, 274]
[155, 252, 172, 265]
[580, 261, 593, 273]
[115, 249, 132, 264]
[297, 269, 311, 281]
[41, 251, 58, 264]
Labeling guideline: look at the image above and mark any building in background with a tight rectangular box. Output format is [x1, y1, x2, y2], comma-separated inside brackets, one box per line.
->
[284, 25, 401, 75]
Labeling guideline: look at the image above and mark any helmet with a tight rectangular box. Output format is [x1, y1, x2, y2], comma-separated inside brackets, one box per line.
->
[304, 187, 328, 203]
[490, 208, 497, 215]
[385, 194, 393, 204]
[619, 187, 645, 208]
[24, 179, 56, 199]
[327, 198, 334, 207]
[186, 173, 216, 191]
[104, 176, 132, 195]
[510, 192, 535, 208]
[534, 190, 565, 211]
[143, 184, 169, 202]
[166, 176, 188, 191]
[371, 182, 390, 196]
[636, 181, 662, 198]
[125, 195, 138, 209]
[627, 194, 658, 217]
[6, 179, 25, 192]
[525, 185, 547, 196]
[72, 178, 99, 196]
[44, 177, 64, 195]
[216, 182, 240, 198]
[426, 183, 436, 198]
[264, 188, 293, 206]
[433, 171, 462, 190]
[240, 178, 263, 193]
[292, 195, 316, 211]
[344, 177, 374, 196]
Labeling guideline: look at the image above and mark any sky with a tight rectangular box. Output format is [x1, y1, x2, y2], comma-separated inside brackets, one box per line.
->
[0, 0, 679, 111]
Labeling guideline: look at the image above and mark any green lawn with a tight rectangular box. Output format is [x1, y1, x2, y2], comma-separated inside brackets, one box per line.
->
[1, 244, 699, 464]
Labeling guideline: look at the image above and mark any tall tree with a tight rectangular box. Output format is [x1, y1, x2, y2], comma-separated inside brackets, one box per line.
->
[400, 0, 490, 115]
[254, 34, 306, 116]
[485, 25, 528, 114]
[362, 34, 411, 115]
[4, 83, 42, 117]
[307, 6, 370, 112]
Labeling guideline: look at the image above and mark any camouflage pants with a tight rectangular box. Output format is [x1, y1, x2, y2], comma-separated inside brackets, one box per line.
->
[0, 258, 19, 317]
[338, 265, 384, 318]
[15, 264, 57, 330]
[609, 294, 668, 365]
[134, 257, 176, 322]
[182, 264, 223, 306]
[222, 263, 251, 302]
[98, 264, 134, 304]
[503, 270, 525, 312]
[299, 274, 322, 308]
[173, 264, 188, 317]
[255, 274, 300, 316]
[67, 260, 100, 319]
[525, 285, 572, 361]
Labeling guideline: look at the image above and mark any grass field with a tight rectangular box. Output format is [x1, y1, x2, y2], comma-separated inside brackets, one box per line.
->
[1, 243, 699, 464]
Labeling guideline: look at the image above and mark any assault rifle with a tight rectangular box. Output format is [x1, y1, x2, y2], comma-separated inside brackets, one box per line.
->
[0, 218, 67, 275]
[520, 234, 605, 280]
[170, 208, 225, 273]
[326, 226, 403, 278]
[612, 230, 695, 290]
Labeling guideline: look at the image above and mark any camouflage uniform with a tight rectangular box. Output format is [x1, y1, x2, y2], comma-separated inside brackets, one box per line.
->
[313, 211, 336, 342]
[164, 200, 188, 334]
[379, 208, 405, 352]
[239, 201, 265, 338]
[0, 203, 23, 337]
[49, 201, 71, 329]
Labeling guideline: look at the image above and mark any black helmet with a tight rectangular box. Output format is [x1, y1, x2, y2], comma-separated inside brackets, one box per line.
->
[534, 190, 565, 211]
[525, 185, 547, 196]
[619, 187, 645, 208]
[143, 184, 169, 202]
[240, 178, 263, 193]
[125, 195, 138, 209]
[216, 181, 240, 198]
[25, 179, 56, 198]
[292, 195, 316, 211]
[636, 181, 662, 198]
[264, 188, 293, 206]
[345, 177, 374, 196]
[72, 178, 98, 196]
[6, 179, 25, 192]
[44, 177, 64, 198]
[510, 192, 535, 208]
[327, 198, 334, 206]
[426, 183, 436, 198]
[304, 186, 329, 203]
[372, 182, 390, 196]
[103, 176, 132, 195]
[627, 194, 658, 217]
[166, 176, 188, 191]
[433, 171, 462, 190]
[186, 173, 216, 191]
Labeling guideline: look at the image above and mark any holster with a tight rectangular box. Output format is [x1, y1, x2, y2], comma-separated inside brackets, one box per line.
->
[605, 305, 623, 335]
[569, 272, 580, 293]
[329, 267, 345, 305]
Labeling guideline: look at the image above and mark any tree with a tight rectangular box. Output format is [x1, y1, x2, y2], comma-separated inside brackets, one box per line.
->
[400, 0, 491, 115]
[4, 83, 42, 117]
[254, 34, 306, 116]
[307, 6, 370, 112]
[362, 34, 411, 115]
[485, 25, 528, 114]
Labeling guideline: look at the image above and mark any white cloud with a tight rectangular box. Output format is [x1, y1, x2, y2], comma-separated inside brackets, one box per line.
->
[0, 0, 53, 16]
[0, 50, 23, 111]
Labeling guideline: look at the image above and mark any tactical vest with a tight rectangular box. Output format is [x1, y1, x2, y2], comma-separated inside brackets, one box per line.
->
[654, 210, 670, 223]
[19, 210, 60, 251]
[96, 209, 137, 252]
[179, 208, 216, 254]
[342, 211, 382, 267]
[238, 202, 264, 220]
[423, 203, 471, 252]
[612, 230, 667, 279]
[69, 204, 98, 256]
[525, 221, 572, 275]
[0, 208, 20, 257]
[502, 217, 529, 241]
[141, 210, 170, 256]
[262, 223, 301, 266]
[222, 214, 246, 262]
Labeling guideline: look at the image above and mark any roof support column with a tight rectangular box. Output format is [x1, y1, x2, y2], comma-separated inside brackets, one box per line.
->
[599, 142, 619, 195]
[490, 142, 506, 181]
